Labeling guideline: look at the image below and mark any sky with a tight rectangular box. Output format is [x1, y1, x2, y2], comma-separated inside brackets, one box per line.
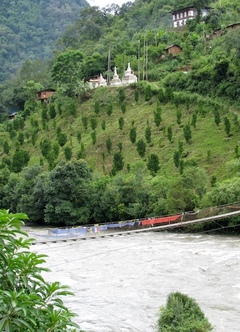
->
[88, 0, 133, 9]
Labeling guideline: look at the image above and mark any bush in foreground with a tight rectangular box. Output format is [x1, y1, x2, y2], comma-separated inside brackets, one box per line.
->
[158, 292, 213, 332]
[0, 209, 82, 332]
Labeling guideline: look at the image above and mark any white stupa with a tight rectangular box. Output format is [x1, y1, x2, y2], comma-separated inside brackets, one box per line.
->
[98, 73, 107, 87]
[110, 66, 122, 87]
[122, 63, 137, 85]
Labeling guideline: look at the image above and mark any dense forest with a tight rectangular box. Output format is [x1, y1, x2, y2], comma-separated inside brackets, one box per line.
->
[0, 0, 89, 83]
[0, 0, 240, 231]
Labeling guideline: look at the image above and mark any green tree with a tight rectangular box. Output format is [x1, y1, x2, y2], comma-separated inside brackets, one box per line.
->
[91, 131, 97, 145]
[94, 100, 100, 114]
[82, 116, 88, 130]
[18, 132, 24, 145]
[183, 123, 192, 143]
[158, 292, 213, 332]
[191, 112, 197, 128]
[213, 108, 221, 127]
[145, 125, 151, 143]
[167, 126, 173, 143]
[136, 139, 146, 158]
[12, 149, 30, 173]
[90, 117, 98, 130]
[154, 106, 162, 128]
[44, 160, 92, 225]
[147, 153, 160, 175]
[118, 88, 125, 103]
[51, 50, 84, 95]
[111, 152, 124, 175]
[0, 209, 80, 331]
[3, 141, 10, 154]
[106, 136, 112, 154]
[130, 126, 137, 144]
[121, 103, 126, 114]
[106, 103, 113, 117]
[134, 89, 139, 102]
[101, 120, 106, 130]
[224, 116, 231, 137]
[176, 109, 182, 125]
[58, 132, 68, 147]
[40, 139, 51, 158]
[119, 117, 124, 131]
[144, 84, 153, 101]
[64, 146, 72, 160]
[173, 150, 180, 168]
[49, 103, 56, 119]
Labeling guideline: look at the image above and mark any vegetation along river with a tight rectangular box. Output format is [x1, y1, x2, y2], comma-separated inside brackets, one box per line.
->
[31, 231, 240, 331]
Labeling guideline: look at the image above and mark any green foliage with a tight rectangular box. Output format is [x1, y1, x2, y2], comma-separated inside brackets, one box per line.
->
[213, 108, 221, 127]
[94, 100, 100, 115]
[111, 152, 124, 175]
[154, 105, 162, 128]
[101, 120, 106, 130]
[106, 136, 112, 154]
[144, 84, 153, 101]
[82, 116, 88, 130]
[147, 153, 160, 175]
[44, 160, 92, 225]
[90, 117, 98, 130]
[121, 103, 126, 114]
[183, 124, 192, 143]
[51, 50, 84, 95]
[118, 117, 124, 131]
[176, 109, 182, 125]
[145, 125, 152, 143]
[191, 112, 197, 128]
[12, 149, 30, 173]
[136, 139, 146, 158]
[3, 141, 10, 154]
[0, 209, 80, 331]
[158, 292, 213, 332]
[106, 103, 113, 117]
[49, 103, 56, 119]
[58, 132, 68, 147]
[91, 131, 97, 145]
[64, 146, 72, 160]
[167, 126, 173, 143]
[118, 88, 126, 104]
[130, 126, 137, 144]
[134, 89, 140, 102]
[224, 116, 231, 137]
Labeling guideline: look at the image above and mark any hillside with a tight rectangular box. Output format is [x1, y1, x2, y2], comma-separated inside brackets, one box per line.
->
[1, 83, 239, 183]
[0, 0, 240, 228]
[0, 0, 89, 83]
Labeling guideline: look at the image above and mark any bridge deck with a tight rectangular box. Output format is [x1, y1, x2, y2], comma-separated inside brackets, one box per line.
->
[32, 209, 240, 245]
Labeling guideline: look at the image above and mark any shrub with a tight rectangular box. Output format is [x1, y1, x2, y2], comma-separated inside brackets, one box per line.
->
[0, 210, 80, 331]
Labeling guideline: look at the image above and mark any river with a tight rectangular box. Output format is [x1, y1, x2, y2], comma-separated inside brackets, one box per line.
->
[31, 231, 240, 331]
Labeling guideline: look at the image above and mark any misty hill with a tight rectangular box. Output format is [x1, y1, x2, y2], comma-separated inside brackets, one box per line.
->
[0, 0, 89, 82]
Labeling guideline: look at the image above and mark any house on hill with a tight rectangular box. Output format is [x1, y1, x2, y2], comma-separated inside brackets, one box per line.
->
[165, 44, 182, 57]
[213, 22, 240, 38]
[172, 6, 211, 28]
[37, 89, 55, 103]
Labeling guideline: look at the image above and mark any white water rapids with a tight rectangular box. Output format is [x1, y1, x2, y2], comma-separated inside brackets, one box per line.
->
[30, 231, 240, 331]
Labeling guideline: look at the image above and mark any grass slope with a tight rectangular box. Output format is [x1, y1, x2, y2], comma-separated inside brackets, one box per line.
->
[1, 85, 240, 185]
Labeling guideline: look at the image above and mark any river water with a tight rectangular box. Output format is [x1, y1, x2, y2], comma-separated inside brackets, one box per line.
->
[31, 231, 240, 332]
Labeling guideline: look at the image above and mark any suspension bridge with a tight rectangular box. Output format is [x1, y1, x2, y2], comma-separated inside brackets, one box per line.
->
[31, 203, 240, 245]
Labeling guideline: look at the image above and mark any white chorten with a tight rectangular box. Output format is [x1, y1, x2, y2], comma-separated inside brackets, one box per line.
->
[98, 73, 107, 87]
[122, 63, 137, 85]
[110, 66, 122, 87]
